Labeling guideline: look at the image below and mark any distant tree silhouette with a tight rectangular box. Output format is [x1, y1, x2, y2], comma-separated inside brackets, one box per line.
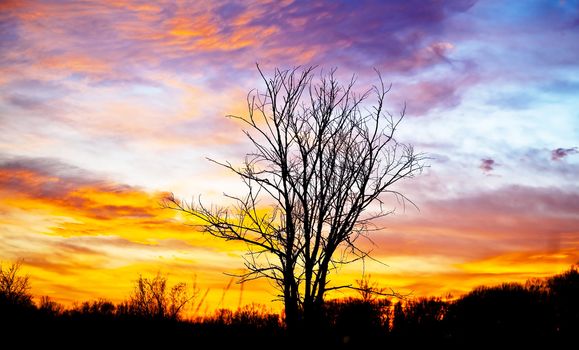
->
[38, 296, 64, 317]
[0, 260, 35, 333]
[392, 301, 406, 332]
[1, 264, 578, 347]
[446, 282, 553, 345]
[123, 272, 195, 320]
[69, 298, 116, 319]
[546, 264, 579, 339]
[165, 65, 424, 331]
[391, 297, 447, 342]
[204, 303, 280, 330]
[0, 261, 33, 309]
[324, 296, 390, 346]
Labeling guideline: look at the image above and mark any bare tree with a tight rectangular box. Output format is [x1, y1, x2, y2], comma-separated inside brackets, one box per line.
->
[165, 65, 424, 331]
[126, 272, 196, 320]
[38, 295, 64, 316]
[356, 275, 386, 303]
[0, 261, 33, 307]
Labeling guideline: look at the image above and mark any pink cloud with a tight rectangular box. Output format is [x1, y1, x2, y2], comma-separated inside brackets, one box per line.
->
[365, 184, 579, 268]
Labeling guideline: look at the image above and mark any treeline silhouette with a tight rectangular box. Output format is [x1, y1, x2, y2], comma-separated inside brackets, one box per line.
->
[1, 262, 577, 347]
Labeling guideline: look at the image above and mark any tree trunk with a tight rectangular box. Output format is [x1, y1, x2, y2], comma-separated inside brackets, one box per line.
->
[283, 267, 300, 333]
[303, 298, 324, 334]
[284, 295, 300, 331]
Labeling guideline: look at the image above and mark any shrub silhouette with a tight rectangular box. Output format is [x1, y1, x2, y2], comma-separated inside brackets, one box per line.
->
[193, 303, 283, 345]
[231, 303, 281, 329]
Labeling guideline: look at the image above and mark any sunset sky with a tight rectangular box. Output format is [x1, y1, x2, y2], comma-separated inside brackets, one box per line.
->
[1, 0, 578, 312]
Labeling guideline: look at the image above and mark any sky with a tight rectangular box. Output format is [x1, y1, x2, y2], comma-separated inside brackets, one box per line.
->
[1, 0, 578, 312]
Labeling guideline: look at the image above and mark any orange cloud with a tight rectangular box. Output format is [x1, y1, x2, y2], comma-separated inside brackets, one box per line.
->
[0, 157, 262, 312]
[158, 4, 280, 54]
[40, 54, 112, 76]
[168, 14, 219, 39]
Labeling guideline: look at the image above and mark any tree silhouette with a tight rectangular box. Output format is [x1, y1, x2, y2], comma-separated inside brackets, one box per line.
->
[546, 264, 579, 339]
[446, 282, 553, 345]
[391, 297, 447, 342]
[0, 261, 33, 308]
[38, 296, 64, 317]
[165, 65, 424, 331]
[124, 272, 195, 320]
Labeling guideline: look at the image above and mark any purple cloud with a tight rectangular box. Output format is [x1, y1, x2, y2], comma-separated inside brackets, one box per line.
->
[393, 72, 479, 115]
[0, 1, 477, 84]
[551, 147, 578, 161]
[4, 94, 46, 110]
[479, 158, 495, 173]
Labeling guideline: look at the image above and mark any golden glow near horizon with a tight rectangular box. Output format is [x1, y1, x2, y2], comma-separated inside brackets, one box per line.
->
[1, 162, 576, 312]
[1, 1, 578, 313]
